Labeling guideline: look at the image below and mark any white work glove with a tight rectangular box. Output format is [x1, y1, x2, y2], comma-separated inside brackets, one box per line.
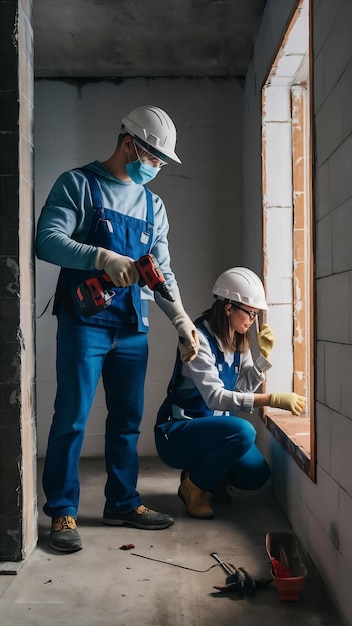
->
[270, 393, 306, 416]
[257, 324, 275, 360]
[154, 291, 200, 363]
[95, 247, 139, 287]
[172, 313, 200, 363]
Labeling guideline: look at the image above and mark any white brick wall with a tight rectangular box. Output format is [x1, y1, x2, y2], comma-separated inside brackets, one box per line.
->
[330, 411, 352, 492]
[338, 487, 352, 562]
[243, 0, 352, 622]
[324, 342, 352, 420]
[332, 199, 352, 273]
[315, 84, 343, 167]
[317, 274, 350, 342]
[315, 160, 330, 221]
[329, 134, 352, 210]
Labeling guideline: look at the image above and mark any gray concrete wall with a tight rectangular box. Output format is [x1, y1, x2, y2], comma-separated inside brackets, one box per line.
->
[242, 0, 352, 623]
[34, 77, 243, 457]
[0, 0, 36, 563]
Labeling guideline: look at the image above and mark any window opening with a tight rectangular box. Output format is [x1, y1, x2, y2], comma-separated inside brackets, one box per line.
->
[261, 0, 315, 479]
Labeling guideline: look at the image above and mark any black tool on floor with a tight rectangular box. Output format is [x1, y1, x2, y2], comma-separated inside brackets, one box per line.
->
[211, 552, 271, 596]
[211, 552, 249, 597]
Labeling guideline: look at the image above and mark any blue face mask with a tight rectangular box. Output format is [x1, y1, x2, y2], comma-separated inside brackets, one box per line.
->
[126, 159, 160, 185]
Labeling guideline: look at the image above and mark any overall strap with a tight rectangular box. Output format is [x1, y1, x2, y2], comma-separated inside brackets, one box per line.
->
[78, 167, 103, 209]
[196, 318, 241, 369]
[167, 349, 183, 396]
[79, 167, 154, 230]
[144, 187, 154, 227]
[196, 319, 224, 363]
[233, 351, 240, 368]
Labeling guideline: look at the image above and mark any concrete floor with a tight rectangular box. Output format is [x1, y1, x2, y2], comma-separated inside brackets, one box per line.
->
[0, 458, 343, 625]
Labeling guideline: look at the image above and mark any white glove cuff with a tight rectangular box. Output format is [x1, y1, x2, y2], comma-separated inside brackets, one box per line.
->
[154, 290, 184, 321]
[94, 247, 106, 271]
[172, 313, 188, 330]
[255, 352, 272, 373]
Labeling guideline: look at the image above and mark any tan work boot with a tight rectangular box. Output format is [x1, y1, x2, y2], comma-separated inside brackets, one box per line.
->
[178, 471, 215, 519]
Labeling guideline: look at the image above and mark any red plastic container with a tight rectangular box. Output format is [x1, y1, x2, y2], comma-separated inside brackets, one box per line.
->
[266, 532, 307, 601]
[271, 571, 307, 601]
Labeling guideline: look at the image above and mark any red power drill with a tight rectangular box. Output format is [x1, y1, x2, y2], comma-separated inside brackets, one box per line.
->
[76, 253, 175, 317]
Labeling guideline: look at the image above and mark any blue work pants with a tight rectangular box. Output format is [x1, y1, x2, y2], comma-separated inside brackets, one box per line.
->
[155, 415, 271, 491]
[42, 310, 148, 518]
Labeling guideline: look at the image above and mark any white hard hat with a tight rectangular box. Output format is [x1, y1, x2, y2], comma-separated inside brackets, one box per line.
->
[212, 267, 268, 310]
[122, 105, 181, 163]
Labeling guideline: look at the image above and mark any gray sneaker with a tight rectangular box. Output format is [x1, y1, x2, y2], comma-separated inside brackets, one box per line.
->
[102, 505, 174, 530]
[49, 515, 82, 553]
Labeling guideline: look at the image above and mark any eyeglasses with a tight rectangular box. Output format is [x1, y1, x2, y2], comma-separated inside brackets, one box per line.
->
[134, 141, 167, 168]
[231, 302, 258, 321]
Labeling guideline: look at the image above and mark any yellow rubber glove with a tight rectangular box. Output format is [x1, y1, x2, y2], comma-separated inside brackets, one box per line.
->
[95, 247, 139, 287]
[270, 393, 306, 416]
[257, 324, 275, 360]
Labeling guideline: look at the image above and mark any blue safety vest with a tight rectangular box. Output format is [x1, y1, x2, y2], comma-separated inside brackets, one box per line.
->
[156, 318, 241, 423]
[53, 167, 154, 332]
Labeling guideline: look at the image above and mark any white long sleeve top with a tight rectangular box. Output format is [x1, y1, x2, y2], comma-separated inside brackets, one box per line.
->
[175, 320, 271, 416]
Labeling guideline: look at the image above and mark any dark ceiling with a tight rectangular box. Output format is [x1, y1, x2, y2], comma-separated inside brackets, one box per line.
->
[33, 0, 266, 79]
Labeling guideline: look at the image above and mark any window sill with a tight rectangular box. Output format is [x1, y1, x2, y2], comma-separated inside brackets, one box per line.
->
[260, 407, 315, 480]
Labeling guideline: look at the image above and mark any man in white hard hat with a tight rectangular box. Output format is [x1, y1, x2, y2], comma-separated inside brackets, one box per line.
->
[36, 105, 199, 553]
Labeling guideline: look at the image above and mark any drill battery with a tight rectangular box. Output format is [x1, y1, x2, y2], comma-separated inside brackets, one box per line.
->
[76, 275, 115, 317]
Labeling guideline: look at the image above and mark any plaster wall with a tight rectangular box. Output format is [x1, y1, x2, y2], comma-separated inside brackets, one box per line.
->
[242, 0, 352, 623]
[34, 77, 243, 457]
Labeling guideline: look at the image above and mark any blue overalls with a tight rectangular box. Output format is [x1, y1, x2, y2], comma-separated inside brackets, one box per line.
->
[43, 168, 154, 518]
[155, 319, 271, 491]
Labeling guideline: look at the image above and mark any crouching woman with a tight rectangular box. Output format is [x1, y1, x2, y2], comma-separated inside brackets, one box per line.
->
[154, 267, 305, 519]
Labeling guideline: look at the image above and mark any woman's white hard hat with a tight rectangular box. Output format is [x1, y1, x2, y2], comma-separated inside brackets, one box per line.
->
[212, 267, 268, 310]
[122, 105, 181, 164]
